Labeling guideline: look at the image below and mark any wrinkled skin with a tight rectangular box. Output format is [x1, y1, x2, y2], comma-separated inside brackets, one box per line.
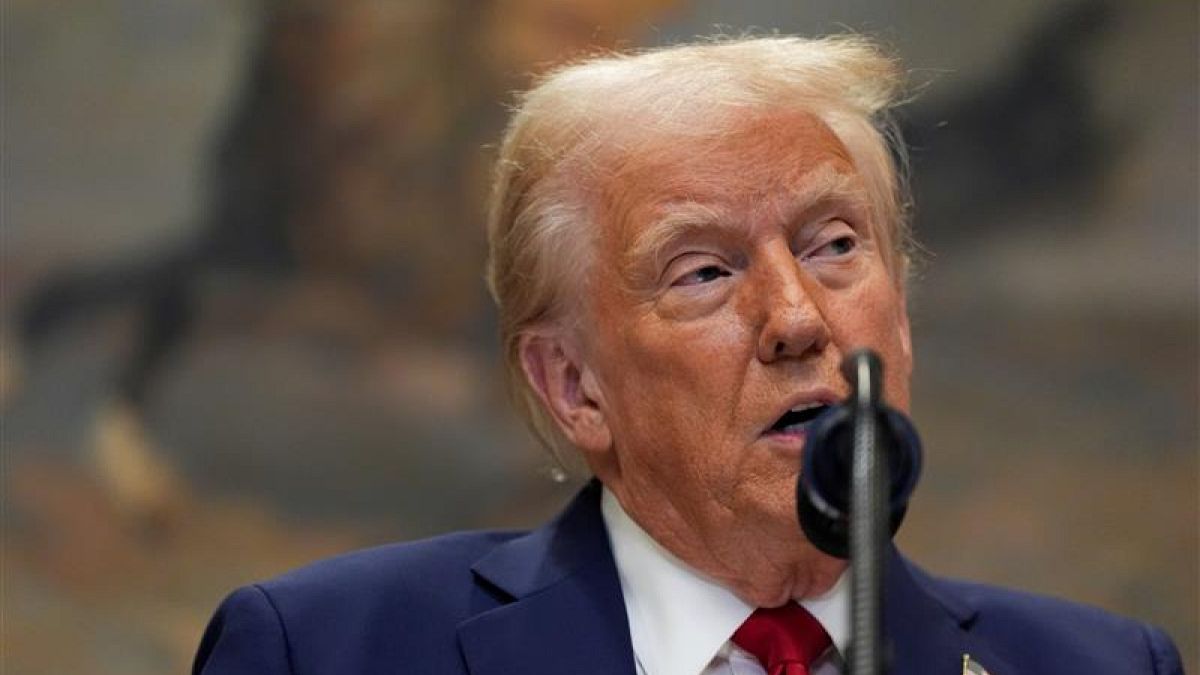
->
[521, 111, 913, 607]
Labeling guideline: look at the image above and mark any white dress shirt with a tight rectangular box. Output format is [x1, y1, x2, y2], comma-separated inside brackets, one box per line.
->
[601, 488, 849, 675]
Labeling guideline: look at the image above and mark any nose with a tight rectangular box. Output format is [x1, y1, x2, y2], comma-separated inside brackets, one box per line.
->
[754, 246, 831, 363]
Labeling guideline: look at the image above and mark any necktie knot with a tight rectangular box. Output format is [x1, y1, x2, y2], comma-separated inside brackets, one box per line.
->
[733, 603, 831, 675]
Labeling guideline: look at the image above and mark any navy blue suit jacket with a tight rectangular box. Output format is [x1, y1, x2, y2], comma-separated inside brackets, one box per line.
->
[195, 481, 1183, 674]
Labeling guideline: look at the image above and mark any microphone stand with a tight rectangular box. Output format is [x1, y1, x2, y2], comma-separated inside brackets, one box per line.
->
[846, 350, 887, 675]
[797, 349, 921, 674]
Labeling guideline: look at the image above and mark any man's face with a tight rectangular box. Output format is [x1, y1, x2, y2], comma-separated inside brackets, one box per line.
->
[572, 111, 912, 603]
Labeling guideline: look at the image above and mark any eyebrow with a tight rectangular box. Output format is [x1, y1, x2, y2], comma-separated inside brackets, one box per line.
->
[626, 165, 869, 272]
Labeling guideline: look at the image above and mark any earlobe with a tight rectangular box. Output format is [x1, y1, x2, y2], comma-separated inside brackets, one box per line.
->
[518, 332, 613, 455]
[895, 290, 914, 378]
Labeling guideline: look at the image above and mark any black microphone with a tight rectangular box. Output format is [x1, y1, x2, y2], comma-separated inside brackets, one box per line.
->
[795, 350, 923, 559]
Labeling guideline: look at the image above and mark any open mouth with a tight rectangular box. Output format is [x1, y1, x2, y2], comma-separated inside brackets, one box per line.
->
[767, 403, 830, 435]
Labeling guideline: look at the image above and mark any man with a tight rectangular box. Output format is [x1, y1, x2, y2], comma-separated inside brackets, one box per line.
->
[194, 36, 1183, 675]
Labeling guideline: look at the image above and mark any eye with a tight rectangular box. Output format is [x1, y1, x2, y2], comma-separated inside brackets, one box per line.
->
[813, 235, 857, 257]
[673, 264, 732, 287]
[803, 217, 860, 261]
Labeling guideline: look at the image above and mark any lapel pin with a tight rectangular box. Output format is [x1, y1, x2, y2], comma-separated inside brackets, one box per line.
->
[962, 653, 990, 675]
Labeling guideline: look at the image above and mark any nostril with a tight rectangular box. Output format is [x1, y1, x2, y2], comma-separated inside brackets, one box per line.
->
[758, 300, 832, 363]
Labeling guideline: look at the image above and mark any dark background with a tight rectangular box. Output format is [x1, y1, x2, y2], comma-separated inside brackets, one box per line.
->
[3, 1, 1196, 672]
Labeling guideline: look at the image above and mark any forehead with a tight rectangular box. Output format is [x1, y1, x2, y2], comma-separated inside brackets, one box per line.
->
[595, 110, 861, 249]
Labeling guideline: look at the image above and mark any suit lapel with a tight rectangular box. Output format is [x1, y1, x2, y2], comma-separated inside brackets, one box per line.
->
[458, 481, 636, 675]
[886, 549, 1016, 675]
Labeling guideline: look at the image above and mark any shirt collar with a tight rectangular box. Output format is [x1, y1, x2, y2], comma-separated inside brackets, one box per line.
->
[601, 487, 850, 675]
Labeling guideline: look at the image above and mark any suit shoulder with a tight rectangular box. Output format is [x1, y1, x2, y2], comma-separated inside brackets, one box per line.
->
[937, 575, 1141, 629]
[197, 530, 525, 674]
[259, 528, 523, 603]
[249, 529, 524, 636]
[931, 576, 1183, 674]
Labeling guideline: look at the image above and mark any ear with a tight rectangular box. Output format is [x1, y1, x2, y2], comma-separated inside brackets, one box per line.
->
[518, 331, 613, 457]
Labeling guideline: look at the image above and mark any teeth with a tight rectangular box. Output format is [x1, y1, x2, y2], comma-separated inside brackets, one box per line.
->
[789, 402, 824, 413]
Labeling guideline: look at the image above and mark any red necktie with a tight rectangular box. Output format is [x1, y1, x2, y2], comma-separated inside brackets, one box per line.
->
[732, 603, 832, 675]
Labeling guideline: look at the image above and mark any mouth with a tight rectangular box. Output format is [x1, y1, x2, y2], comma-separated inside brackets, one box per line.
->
[764, 402, 832, 437]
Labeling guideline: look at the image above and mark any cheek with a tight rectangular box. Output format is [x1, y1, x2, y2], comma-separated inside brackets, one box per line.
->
[619, 305, 750, 392]
[600, 311, 753, 455]
[828, 282, 912, 406]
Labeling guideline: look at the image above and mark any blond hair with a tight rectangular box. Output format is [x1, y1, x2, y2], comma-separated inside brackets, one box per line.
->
[486, 35, 912, 465]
